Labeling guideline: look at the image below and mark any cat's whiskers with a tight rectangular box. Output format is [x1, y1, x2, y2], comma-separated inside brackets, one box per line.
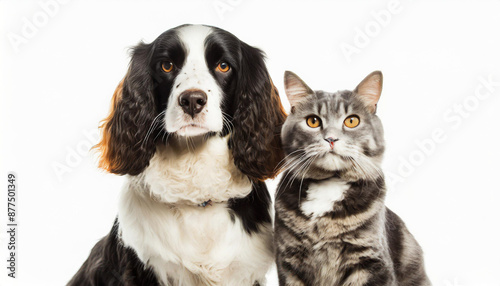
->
[283, 152, 320, 200]
[276, 151, 320, 200]
[287, 152, 319, 186]
[274, 149, 307, 172]
[348, 156, 374, 180]
[345, 148, 383, 181]
[278, 145, 322, 173]
[297, 153, 321, 207]
[358, 155, 384, 180]
[276, 152, 312, 197]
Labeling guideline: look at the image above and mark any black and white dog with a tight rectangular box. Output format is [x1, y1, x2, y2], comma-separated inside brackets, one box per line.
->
[69, 24, 286, 285]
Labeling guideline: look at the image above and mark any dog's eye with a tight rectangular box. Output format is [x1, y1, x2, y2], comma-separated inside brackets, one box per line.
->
[217, 62, 230, 73]
[306, 116, 321, 128]
[344, 115, 360, 128]
[161, 61, 174, 73]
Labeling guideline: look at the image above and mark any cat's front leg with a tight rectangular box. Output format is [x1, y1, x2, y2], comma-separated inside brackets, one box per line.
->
[338, 260, 396, 286]
[276, 256, 309, 286]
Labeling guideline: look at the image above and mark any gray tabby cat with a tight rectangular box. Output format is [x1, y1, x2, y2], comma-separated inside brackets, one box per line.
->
[274, 71, 431, 286]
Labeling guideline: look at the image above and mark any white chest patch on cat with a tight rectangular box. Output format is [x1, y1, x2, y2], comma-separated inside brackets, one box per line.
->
[300, 179, 350, 218]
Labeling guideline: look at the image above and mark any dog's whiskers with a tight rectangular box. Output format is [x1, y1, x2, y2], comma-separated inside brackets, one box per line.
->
[140, 111, 166, 148]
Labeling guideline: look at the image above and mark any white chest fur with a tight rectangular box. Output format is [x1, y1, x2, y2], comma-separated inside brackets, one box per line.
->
[300, 178, 350, 218]
[143, 136, 252, 205]
[118, 136, 273, 285]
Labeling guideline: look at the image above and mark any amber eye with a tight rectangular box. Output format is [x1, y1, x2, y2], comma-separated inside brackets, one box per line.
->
[217, 62, 230, 73]
[306, 116, 321, 128]
[344, 115, 360, 128]
[161, 61, 174, 73]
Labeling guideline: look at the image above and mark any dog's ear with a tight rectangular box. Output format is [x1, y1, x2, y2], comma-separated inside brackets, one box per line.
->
[230, 43, 287, 182]
[95, 43, 159, 175]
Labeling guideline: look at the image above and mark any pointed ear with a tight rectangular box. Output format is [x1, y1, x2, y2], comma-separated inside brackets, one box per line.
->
[284, 71, 314, 109]
[354, 71, 383, 114]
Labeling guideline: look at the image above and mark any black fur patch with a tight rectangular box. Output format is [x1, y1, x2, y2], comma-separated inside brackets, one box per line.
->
[228, 180, 271, 234]
[67, 219, 160, 286]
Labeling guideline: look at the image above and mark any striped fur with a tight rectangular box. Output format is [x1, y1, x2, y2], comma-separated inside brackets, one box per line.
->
[274, 71, 430, 286]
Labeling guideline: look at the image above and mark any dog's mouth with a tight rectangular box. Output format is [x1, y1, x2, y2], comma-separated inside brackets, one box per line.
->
[176, 124, 210, 137]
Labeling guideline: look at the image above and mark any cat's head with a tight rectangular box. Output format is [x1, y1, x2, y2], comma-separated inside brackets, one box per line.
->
[281, 71, 385, 181]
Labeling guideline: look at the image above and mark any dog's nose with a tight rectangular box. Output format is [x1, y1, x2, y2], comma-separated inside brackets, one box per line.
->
[178, 89, 207, 117]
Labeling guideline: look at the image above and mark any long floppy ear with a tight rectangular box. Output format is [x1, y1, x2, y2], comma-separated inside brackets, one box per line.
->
[230, 43, 287, 182]
[94, 43, 159, 175]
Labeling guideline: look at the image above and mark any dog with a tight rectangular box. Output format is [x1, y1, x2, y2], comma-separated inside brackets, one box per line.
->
[68, 24, 286, 285]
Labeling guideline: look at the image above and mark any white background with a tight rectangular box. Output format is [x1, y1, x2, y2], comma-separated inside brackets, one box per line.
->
[1, 1, 500, 285]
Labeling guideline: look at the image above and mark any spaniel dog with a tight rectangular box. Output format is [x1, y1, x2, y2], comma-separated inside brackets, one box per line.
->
[68, 24, 286, 286]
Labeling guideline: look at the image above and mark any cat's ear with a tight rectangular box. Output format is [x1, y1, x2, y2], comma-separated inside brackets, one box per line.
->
[284, 71, 314, 110]
[354, 71, 383, 114]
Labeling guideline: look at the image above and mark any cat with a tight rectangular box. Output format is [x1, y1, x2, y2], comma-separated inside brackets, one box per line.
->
[274, 70, 431, 286]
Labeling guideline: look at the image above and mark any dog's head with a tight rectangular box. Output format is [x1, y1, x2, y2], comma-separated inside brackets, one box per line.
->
[96, 24, 286, 181]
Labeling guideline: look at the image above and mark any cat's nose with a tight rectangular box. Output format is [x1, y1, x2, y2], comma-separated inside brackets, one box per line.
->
[325, 137, 339, 148]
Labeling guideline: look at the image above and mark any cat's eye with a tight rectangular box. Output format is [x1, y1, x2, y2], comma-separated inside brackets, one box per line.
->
[217, 62, 230, 73]
[161, 61, 174, 73]
[306, 116, 322, 128]
[344, 115, 360, 128]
